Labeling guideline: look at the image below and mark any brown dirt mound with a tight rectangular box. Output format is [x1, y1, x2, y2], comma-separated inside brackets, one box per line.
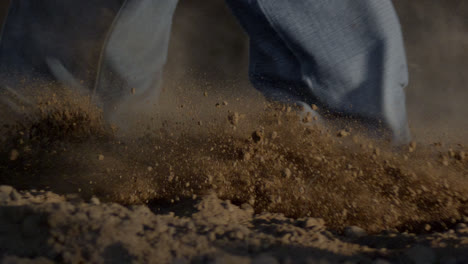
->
[0, 90, 467, 235]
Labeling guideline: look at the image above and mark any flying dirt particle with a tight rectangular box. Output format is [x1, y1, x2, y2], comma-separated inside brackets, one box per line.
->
[130, 88, 136, 95]
[302, 112, 313, 123]
[282, 168, 292, 179]
[311, 104, 319, 111]
[442, 157, 449, 166]
[198, 121, 203, 126]
[9, 149, 19, 161]
[271, 131, 278, 139]
[228, 112, 240, 126]
[424, 224, 431, 231]
[90, 197, 100, 205]
[98, 154, 105, 161]
[223, 101, 228, 106]
[147, 166, 153, 172]
[373, 148, 381, 156]
[168, 172, 175, 182]
[448, 149, 456, 158]
[252, 130, 264, 143]
[455, 151, 466, 161]
[337, 130, 350, 138]
[203, 91, 208, 97]
[409, 141, 417, 153]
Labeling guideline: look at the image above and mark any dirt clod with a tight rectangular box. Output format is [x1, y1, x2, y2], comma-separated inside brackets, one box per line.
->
[337, 130, 350, 137]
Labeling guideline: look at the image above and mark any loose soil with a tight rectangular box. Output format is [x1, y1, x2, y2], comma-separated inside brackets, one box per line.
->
[0, 89, 467, 264]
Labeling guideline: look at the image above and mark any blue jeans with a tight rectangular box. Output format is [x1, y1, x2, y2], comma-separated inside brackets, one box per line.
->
[0, 0, 410, 143]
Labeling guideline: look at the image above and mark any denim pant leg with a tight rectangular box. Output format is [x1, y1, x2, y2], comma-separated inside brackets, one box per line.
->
[227, 0, 411, 143]
[0, 0, 178, 127]
[0, 1, 123, 88]
[95, 0, 178, 125]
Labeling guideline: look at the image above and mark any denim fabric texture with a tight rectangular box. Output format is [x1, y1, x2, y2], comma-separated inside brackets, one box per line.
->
[0, 0, 410, 142]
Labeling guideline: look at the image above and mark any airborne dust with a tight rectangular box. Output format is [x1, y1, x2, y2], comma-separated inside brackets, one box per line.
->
[0, 85, 466, 235]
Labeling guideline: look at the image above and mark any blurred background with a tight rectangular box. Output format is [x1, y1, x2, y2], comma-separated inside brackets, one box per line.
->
[1, 1, 467, 142]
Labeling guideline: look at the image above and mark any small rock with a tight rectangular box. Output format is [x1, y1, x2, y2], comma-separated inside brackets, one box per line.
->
[337, 130, 350, 138]
[409, 142, 417, 153]
[282, 168, 292, 179]
[344, 226, 367, 238]
[90, 197, 100, 205]
[455, 151, 466, 161]
[405, 245, 436, 264]
[303, 217, 325, 228]
[98, 154, 105, 161]
[311, 104, 319, 111]
[271, 131, 278, 139]
[147, 166, 153, 172]
[130, 88, 136, 94]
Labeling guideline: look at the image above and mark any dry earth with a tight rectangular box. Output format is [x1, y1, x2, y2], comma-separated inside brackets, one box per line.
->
[0, 90, 466, 264]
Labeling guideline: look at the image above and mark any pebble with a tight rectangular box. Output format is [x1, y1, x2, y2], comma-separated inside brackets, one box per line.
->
[90, 197, 100, 205]
[303, 218, 325, 228]
[337, 130, 349, 137]
[282, 168, 292, 179]
[98, 154, 105, 161]
[409, 142, 417, 153]
[344, 226, 367, 238]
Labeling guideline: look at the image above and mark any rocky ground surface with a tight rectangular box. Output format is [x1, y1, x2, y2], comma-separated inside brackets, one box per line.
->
[0, 185, 468, 264]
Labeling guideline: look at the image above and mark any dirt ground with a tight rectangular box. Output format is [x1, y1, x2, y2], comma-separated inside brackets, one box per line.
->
[0, 88, 467, 264]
